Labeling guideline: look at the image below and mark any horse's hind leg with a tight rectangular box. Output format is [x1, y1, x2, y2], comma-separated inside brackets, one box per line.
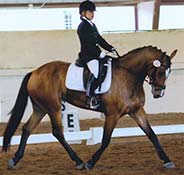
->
[130, 107, 175, 169]
[8, 104, 45, 169]
[49, 110, 84, 170]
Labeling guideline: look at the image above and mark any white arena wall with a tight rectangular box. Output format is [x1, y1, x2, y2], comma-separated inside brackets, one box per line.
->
[0, 29, 184, 122]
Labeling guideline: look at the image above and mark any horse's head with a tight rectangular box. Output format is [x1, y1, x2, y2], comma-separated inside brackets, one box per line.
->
[147, 49, 177, 98]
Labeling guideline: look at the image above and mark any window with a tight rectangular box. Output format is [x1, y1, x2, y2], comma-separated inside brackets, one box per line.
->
[159, 5, 184, 30]
[0, 6, 135, 32]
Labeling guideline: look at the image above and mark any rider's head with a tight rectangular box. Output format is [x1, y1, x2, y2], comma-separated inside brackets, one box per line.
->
[79, 0, 96, 20]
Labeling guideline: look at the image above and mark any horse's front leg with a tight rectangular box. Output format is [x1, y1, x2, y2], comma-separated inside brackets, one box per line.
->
[130, 107, 175, 169]
[85, 114, 118, 169]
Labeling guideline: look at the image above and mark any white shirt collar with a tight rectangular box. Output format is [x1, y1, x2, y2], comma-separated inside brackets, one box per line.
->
[82, 16, 94, 26]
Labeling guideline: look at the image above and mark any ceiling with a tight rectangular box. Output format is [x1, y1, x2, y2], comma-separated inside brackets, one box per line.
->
[0, 0, 184, 8]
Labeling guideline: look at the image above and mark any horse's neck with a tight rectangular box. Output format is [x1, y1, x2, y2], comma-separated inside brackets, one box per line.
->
[119, 48, 160, 81]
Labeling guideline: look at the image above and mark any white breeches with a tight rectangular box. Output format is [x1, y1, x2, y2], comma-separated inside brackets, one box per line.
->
[87, 59, 99, 79]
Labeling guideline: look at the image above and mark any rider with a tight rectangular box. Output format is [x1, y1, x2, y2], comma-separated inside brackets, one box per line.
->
[76, 0, 119, 109]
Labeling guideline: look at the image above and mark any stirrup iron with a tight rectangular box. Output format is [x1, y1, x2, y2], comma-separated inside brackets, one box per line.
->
[89, 97, 100, 109]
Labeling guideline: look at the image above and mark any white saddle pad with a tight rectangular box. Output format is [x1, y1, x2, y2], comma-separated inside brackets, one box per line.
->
[66, 60, 112, 94]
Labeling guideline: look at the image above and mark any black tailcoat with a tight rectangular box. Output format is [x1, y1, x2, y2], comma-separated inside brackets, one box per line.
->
[77, 18, 113, 66]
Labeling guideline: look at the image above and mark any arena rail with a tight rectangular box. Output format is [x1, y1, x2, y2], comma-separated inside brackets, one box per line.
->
[0, 124, 184, 146]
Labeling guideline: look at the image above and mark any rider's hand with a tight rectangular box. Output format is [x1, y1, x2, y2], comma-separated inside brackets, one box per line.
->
[111, 48, 120, 57]
[99, 51, 106, 59]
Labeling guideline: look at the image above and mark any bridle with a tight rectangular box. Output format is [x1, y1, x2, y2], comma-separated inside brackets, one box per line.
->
[145, 52, 171, 90]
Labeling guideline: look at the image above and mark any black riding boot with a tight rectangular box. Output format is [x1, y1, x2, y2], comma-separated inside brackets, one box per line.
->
[86, 73, 99, 109]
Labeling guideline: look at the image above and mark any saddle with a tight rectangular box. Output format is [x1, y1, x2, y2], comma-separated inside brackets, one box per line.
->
[82, 57, 109, 91]
[65, 57, 112, 94]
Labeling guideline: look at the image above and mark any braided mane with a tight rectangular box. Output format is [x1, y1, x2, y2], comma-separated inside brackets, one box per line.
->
[120, 46, 163, 60]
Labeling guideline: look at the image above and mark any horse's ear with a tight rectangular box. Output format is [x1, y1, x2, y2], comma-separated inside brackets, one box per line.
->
[170, 49, 178, 60]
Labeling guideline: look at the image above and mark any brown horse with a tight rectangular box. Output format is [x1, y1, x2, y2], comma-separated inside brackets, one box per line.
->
[2, 46, 177, 170]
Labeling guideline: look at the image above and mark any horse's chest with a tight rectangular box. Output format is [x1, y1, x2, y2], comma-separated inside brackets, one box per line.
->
[123, 87, 145, 108]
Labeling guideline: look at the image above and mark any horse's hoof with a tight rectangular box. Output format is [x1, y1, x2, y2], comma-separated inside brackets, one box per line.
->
[8, 159, 15, 170]
[76, 163, 86, 170]
[163, 162, 175, 169]
[85, 162, 94, 170]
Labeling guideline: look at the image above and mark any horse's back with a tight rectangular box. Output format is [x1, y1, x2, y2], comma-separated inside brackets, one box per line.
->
[29, 60, 70, 83]
[35, 60, 70, 73]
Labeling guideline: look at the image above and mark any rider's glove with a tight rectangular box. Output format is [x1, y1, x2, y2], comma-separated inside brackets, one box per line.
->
[111, 48, 120, 57]
[99, 51, 106, 59]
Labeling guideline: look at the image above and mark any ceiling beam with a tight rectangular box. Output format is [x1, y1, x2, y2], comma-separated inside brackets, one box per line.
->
[0, 1, 138, 8]
[0, 0, 183, 8]
[134, 5, 139, 31]
[8, 1, 183, 8]
[161, 0, 184, 5]
[153, 0, 160, 30]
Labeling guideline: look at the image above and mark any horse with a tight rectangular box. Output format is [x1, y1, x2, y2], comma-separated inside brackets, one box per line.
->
[2, 46, 177, 170]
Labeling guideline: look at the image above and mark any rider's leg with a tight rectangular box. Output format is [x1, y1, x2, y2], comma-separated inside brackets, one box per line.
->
[86, 59, 99, 108]
[86, 73, 98, 106]
[87, 59, 99, 79]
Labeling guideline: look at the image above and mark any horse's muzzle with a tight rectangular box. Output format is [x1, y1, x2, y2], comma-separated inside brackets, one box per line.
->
[151, 85, 165, 98]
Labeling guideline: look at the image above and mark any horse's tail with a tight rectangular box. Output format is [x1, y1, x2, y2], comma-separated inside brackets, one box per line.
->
[2, 72, 32, 152]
